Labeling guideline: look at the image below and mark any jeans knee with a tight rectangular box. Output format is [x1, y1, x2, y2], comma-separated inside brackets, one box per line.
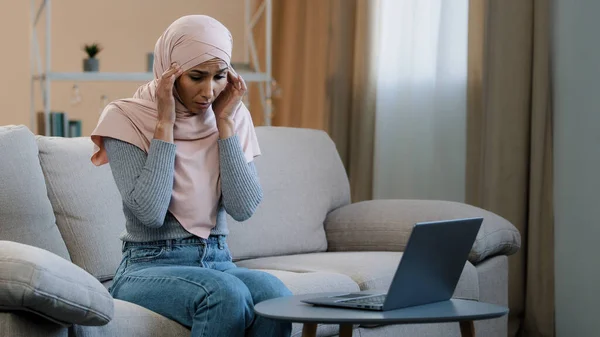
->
[211, 276, 253, 311]
[191, 275, 255, 334]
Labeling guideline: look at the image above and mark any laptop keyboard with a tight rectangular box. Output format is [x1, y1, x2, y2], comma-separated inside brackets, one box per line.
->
[341, 294, 386, 305]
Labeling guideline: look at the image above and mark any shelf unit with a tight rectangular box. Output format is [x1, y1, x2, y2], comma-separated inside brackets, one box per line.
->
[30, 0, 273, 136]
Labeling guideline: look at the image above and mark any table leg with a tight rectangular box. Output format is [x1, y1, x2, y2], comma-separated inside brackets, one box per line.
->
[302, 323, 318, 337]
[339, 323, 353, 337]
[459, 321, 475, 337]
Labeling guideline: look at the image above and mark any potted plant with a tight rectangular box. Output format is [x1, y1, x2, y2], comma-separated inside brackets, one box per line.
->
[82, 43, 102, 72]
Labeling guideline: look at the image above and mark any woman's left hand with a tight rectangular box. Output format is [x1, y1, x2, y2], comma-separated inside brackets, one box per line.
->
[213, 68, 246, 121]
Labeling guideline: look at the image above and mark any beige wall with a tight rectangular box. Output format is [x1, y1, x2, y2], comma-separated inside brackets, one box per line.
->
[0, 0, 246, 135]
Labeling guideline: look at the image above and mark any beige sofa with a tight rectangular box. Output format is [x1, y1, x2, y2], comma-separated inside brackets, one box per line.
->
[0, 124, 521, 337]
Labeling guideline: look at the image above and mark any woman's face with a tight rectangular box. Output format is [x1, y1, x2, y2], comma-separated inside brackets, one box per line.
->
[175, 58, 229, 114]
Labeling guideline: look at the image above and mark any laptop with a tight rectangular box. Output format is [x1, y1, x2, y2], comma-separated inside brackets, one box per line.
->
[302, 217, 483, 311]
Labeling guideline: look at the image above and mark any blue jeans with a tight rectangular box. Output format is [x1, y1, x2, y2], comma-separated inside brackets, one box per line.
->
[109, 236, 292, 337]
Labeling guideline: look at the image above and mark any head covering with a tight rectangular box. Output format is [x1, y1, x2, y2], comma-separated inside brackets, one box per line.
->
[90, 15, 261, 239]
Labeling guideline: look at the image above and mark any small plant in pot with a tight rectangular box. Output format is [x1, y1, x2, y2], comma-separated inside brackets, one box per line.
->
[82, 43, 102, 72]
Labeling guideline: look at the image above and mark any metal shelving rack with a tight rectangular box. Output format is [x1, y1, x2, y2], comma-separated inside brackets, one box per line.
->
[30, 0, 273, 136]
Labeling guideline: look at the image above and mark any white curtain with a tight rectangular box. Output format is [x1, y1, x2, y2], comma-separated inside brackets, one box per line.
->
[373, 0, 469, 202]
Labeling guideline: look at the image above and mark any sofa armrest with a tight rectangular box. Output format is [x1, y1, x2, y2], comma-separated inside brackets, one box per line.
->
[0, 241, 114, 326]
[324, 199, 521, 263]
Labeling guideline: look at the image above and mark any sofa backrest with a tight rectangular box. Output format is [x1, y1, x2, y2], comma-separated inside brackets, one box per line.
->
[227, 127, 351, 260]
[0, 126, 71, 261]
[1, 125, 350, 281]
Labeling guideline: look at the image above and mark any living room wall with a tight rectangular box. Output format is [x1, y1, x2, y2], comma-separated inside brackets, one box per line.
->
[0, 0, 246, 135]
[553, 0, 600, 336]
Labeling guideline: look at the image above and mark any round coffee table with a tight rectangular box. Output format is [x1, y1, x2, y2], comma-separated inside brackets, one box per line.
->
[254, 293, 508, 337]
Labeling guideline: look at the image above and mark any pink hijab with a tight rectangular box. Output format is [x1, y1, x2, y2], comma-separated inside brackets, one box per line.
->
[91, 15, 261, 239]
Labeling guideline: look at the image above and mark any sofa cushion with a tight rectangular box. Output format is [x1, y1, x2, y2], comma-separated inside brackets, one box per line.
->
[262, 269, 360, 295]
[227, 127, 351, 260]
[70, 299, 189, 337]
[36, 136, 125, 282]
[0, 125, 70, 261]
[237, 252, 479, 301]
[95, 271, 357, 337]
[260, 269, 359, 337]
[0, 241, 114, 326]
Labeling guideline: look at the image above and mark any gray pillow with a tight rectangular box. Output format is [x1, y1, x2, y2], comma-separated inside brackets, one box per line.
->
[0, 241, 114, 326]
[36, 136, 125, 282]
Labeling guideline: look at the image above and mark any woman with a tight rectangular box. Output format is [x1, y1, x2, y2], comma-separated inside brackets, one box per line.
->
[90, 15, 292, 337]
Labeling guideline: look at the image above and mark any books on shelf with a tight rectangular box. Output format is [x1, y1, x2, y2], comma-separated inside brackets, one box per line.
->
[68, 120, 82, 137]
[36, 111, 82, 137]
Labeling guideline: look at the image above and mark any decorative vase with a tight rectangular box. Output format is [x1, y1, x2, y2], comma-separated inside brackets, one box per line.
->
[83, 58, 99, 72]
[147, 52, 154, 73]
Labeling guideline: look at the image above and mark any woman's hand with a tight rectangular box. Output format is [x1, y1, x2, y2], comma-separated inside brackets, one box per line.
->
[212, 68, 247, 139]
[154, 63, 183, 143]
[156, 63, 183, 124]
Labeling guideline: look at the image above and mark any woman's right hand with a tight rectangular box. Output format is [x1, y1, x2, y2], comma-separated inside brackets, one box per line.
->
[154, 63, 182, 143]
[156, 63, 183, 125]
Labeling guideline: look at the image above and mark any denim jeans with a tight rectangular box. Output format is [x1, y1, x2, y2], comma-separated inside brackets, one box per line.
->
[109, 236, 292, 337]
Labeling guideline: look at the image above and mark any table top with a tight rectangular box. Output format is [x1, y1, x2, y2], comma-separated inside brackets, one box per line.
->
[254, 293, 509, 325]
